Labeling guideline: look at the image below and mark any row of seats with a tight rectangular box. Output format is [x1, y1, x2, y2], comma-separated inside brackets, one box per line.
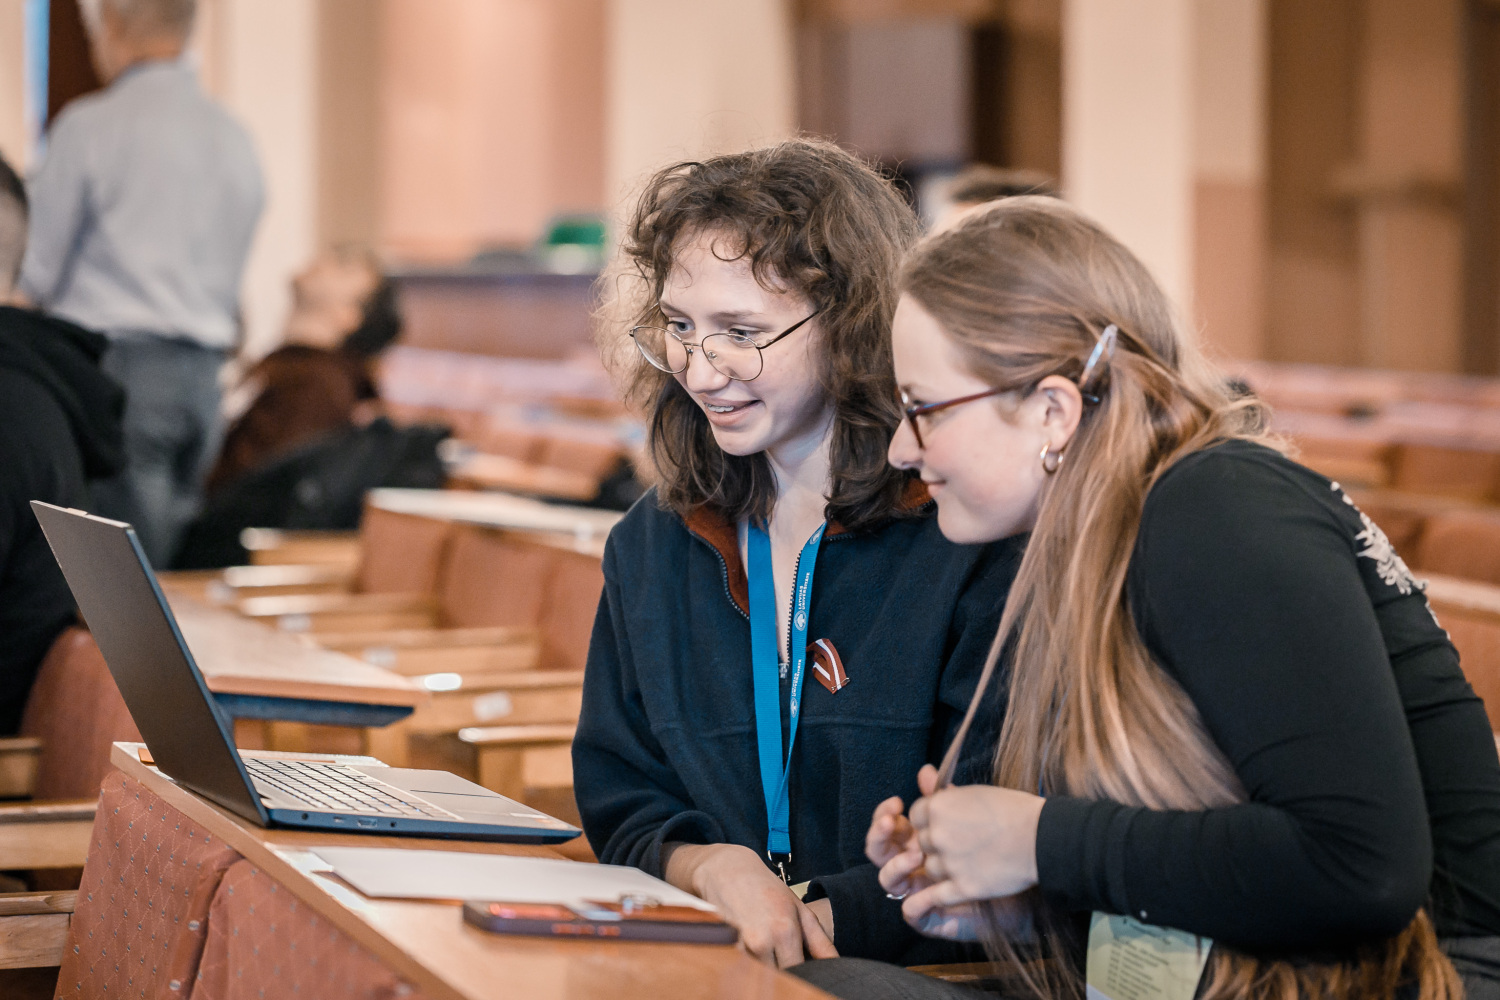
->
[165, 500, 610, 845]
[378, 345, 636, 503]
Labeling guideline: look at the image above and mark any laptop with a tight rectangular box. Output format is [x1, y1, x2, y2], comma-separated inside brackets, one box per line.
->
[31, 501, 581, 845]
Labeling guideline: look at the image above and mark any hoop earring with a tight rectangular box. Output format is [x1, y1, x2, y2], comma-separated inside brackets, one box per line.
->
[1040, 443, 1062, 474]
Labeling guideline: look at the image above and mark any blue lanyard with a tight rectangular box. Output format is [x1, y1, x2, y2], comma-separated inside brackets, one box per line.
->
[747, 519, 826, 878]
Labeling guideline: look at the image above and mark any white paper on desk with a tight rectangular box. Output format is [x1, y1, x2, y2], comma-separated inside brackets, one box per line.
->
[311, 847, 717, 912]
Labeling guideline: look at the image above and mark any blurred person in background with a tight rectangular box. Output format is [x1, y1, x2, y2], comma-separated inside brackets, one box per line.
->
[931, 165, 1058, 232]
[0, 152, 123, 734]
[18, 0, 263, 567]
[205, 247, 402, 496]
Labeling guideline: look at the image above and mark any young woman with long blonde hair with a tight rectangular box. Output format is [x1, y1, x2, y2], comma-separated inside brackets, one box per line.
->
[793, 197, 1500, 999]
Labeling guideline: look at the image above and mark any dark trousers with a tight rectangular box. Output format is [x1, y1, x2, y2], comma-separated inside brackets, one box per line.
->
[92, 334, 226, 567]
[793, 937, 1500, 1000]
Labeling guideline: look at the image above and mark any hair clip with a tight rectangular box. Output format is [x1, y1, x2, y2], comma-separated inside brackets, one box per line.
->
[1078, 323, 1118, 404]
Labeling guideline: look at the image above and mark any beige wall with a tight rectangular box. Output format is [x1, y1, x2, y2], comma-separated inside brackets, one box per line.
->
[195, 0, 320, 358]
[1350, 0, 1463, 372]
[377, 0, 606, 261]
[316, 0, 382, 251]
[1066, 0, 1269, 362]
[0, 0, 26, 172]
[1192, 0, 1266, 362]
[607, 0, 796, 209]
[1063, 0, 1196, 315]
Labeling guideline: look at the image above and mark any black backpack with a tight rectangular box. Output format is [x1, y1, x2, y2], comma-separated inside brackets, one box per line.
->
[172, 418, 449, 569]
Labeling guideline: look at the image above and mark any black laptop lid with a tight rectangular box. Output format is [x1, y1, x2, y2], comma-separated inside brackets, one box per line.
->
[30, 502, 266, 823]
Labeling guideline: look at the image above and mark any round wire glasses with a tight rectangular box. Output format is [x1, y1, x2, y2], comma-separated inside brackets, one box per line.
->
[629, 311, 819, 382]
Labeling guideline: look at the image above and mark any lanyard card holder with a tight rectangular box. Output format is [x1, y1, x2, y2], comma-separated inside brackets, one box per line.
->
[1085, 912, 1212, 1000]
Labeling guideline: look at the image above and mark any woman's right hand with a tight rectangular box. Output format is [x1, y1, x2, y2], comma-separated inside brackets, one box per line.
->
[865, 794, 916, 871]
[662, 842, 837, 968]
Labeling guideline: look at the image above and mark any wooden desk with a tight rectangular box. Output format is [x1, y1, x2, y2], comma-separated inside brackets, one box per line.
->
[368, 488, 622, 541]
[105, 743, 826, 1000]
[164, 592, 424, 727]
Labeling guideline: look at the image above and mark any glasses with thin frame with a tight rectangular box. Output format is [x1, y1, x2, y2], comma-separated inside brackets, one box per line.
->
[899, 387, 1014, 449]
[899, 324, 1119, 450]
[630, 311, 819, 382]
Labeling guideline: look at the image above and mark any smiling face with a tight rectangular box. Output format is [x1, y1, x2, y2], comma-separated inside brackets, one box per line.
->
[887, 294, 1081, 543]
[659, 232, 831, 464]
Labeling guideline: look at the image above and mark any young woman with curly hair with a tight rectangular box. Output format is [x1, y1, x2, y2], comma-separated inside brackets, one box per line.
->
[572, 140, 1023, 969]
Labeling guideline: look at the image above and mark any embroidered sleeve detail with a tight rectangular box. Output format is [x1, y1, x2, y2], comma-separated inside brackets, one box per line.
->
[1330, 482, 1423, 597]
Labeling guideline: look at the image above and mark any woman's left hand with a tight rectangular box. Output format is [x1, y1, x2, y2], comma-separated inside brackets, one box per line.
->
[886, 765, 1046, 928]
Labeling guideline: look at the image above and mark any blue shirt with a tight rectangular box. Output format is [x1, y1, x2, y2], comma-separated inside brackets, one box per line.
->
[19, 60, 263, 349]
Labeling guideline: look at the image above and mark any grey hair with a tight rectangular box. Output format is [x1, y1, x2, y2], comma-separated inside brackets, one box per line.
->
[78, 0, 196, 39]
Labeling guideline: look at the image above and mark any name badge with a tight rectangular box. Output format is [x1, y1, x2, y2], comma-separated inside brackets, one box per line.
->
[1086, 912, 1211, 1000]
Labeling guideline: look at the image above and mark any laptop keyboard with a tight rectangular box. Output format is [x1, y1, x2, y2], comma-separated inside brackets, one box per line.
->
[244, 758, 455, 819]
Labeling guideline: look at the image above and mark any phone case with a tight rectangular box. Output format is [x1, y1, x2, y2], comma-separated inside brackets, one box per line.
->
[462, 898, 739, 944]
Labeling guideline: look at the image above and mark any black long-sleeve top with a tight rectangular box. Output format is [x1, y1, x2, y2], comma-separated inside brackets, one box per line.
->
[572, 488, 1022, 962]
[1036, 441, 1500, 951]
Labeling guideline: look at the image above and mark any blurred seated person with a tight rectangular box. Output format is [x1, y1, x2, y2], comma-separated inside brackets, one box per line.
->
[0, 153, 124, 733]
[932, 165, 1058, 231]
[205, 247, 401, 495]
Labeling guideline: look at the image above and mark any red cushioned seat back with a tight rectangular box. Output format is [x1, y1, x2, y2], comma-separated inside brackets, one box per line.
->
[58, 772, 241, 999]
[189, 861, 428, 1000]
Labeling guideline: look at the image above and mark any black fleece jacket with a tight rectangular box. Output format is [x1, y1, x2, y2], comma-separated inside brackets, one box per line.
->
[572, 487, 1022, 963]
[0, 306, 124, 733]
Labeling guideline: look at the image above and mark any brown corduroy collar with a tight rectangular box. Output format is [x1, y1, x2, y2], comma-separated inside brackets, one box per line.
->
[682, 478, 932, 615]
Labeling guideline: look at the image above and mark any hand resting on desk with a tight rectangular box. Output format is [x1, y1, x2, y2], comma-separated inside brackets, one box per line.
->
[662, 841, 838, 968]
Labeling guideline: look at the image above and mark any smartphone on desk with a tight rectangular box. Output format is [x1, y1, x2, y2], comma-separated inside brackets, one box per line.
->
[463, 895, 738, 944]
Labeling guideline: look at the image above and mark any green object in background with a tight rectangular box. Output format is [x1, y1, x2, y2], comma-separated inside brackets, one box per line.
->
[543, 215, 607, 248]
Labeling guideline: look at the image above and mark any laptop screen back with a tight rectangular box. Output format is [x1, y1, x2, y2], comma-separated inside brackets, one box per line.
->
[30, 502, 265, 822]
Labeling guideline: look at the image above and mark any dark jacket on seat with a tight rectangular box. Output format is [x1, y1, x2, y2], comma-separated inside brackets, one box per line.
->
[0, 306, 124, 733]
[572, 486, 1023, 963]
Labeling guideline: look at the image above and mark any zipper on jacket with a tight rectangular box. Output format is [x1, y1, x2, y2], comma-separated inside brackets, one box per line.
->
[686, 517, 862, 623]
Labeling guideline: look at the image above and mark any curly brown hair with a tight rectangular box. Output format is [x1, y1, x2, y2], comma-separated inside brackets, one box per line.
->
[597, 139, 920, 531]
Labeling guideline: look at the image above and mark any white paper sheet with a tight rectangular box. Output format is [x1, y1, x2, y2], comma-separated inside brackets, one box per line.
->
[311, 847, 716, 911]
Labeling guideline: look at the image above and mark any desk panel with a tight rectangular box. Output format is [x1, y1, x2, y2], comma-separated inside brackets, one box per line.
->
[106, 744, 827, 1000]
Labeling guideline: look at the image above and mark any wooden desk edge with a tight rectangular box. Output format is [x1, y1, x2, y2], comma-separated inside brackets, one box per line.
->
[104, 744, 828, 1000]
[107, 742, 516, 1000]
[205, 675, 426, 707]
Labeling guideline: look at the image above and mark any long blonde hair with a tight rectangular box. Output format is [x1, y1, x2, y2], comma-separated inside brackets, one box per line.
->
[902, 197, 1459, 1000]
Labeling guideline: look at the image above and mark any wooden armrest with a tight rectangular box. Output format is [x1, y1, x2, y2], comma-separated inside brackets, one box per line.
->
[314, 626, 538, 650]
[418, 670, 584, 692]
[458, 723, 576, 800]
[238, 592, 433, 617]
[155, 570, 227, 601]
[458, 723, 576, 747]
[241, 529, 362, 568]
[0, 799, 97, 870]
[0, 800, 96, 825]
[314, 628, 542, 675]
[201, 563, 355, 601]
[403, 672, 584, 735]
[0, 892, 76, 917]
[446, 452, 600, 502]
[0, 891, 77, 970]
[1425, 573, 1500, 619]
[0, 739, 42, 800]
[237, 592, 437, 633]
